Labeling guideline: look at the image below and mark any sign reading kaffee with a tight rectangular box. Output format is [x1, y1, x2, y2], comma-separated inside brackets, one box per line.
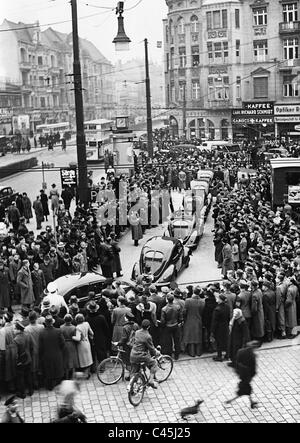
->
[274, 105, 300, 115]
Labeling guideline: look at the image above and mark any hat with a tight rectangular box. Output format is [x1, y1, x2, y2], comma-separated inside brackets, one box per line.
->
[44, 315, 54, 326]
[136, 285, 144, 293]
[87, 301, 99, 312]
[63, 252, 70, 259]
[69, 295, 78, 304]
[4, 396, 17, 407]
[149, 284, 157, 292]
[161, 286, 169, 294]
[167, 293, 174, 302]
[57, 242, 65, 249]
[49, 306, 58, 316]
[15, 321, 25, 331]
[21, 307, 29, 317]
[42, 297, 51, 308]
[47, 282, 58, 294]
[174, 288, 182, 298]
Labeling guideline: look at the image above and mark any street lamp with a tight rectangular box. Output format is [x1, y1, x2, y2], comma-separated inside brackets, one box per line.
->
[113, 2, 131, 51]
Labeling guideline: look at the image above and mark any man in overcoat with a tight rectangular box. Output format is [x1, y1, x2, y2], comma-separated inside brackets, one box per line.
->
[17, 259, 35, 308]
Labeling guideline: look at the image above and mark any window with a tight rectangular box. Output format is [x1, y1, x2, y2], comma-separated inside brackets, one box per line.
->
[37, 56, 43, 66]
[40, 97, 46, 108]
[179, 83, 186, 100]
[170, 47, 174, 69]
[179, 47, 186, 67]
[236, 40, 241, 58]
[253, 7, 267, 26]
[283, 75, 299, 96]
[170, 83, 175, 102]
[213, 11, 221, 28]
[254, 40, 268, 62]
[166, 25, 169, 43]
[178, 18, 185, 34]
[236, 76, 241, 99]
[39, 76, 44, 86]
[283, 3, 298, 22]
[166, 53, 169, 71]
[208, 76, 229, 100]
[192, 80, 200, 100]
[235, 9, 240, 28]
[207, 10, 228, 29]
[191, 46, 200, 66]
[208, 41, 229, 63]
[284, 38, 299, 59]
[190, 15, 199, 33]
[253, 77, 268, 98]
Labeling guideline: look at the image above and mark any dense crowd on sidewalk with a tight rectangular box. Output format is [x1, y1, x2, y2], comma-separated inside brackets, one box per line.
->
[0, 134, 299, 402]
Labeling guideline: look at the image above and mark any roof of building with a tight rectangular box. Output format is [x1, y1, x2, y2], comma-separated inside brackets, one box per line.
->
[3, 19, 38, 44]
[202, 0, 239, 4]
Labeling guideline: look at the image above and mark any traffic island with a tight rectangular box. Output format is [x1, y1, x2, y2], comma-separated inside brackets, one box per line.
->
[0, 156, 38, 179]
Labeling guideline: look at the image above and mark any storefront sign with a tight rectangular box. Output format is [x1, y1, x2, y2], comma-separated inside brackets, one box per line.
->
[232, 115, 274, 124]
[274, 116, 300, 123]
[288, 185, 300, 204]
[274, 104, 300, 115]
[60, 168, 77, 188]
[242, 102, 273, 113]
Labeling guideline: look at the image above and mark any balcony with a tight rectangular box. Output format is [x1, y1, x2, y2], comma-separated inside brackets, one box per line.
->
[279, 58, 300, 70]
[208, 99, 230, 109]
[19, 61, 31, 71]
[279, 21, 300, 34]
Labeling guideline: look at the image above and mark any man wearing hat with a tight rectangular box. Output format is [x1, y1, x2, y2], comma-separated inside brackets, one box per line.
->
[43, 282, 68, 317]
[160, 293, 183, 360]
[13, 320, 34, 398]
[17, 259, 34, 308]
[86, 301, 110, 369]
[116, 310, 139, 380]
[130, 319, 160, 389]
[1, 396, 24, 423]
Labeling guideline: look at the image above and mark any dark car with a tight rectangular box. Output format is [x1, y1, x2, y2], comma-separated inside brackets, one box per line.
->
[0, 186, 18, 208]
[132, 236, 191, 286]
[54, 272, 135, 307]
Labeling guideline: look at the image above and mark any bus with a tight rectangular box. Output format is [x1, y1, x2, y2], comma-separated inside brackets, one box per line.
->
[84, 119, 113, 162]
[36, 122, 71, 136]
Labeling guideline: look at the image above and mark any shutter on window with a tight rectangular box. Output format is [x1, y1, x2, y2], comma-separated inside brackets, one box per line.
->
[254, 77, 268, 98]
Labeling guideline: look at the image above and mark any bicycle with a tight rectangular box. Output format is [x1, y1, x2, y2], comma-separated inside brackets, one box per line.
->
[97, 346, 126, 385]
[127, 347, 173, 407]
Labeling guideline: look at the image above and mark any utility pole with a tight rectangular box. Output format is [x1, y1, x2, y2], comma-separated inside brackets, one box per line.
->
[182, 83, 187, 140]
[71, 0, 89, 207]
[144, 38, 153, 159]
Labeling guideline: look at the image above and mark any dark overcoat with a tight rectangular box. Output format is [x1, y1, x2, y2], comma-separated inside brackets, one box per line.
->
[86, 312, 110, 354]
[229, 318, 250, 363]
[0, 267, 10, 308]
[211, 302, 231, 351]
[182, 295, 205, 346]
[39, 326, 65, 380]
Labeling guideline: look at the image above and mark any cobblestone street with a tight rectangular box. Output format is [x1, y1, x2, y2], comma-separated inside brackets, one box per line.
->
[1, 340, 299, 423]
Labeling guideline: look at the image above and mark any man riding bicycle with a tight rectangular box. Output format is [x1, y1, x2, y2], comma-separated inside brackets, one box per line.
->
[130, 319, 160, 389]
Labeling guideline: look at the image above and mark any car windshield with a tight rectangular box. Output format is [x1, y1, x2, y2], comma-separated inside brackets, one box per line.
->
[143, 250, 164, 274]
[172, 224, 190, 239]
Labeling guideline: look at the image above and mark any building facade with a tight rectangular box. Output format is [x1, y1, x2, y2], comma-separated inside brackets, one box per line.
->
[163, 0, 300, 142]
[0, 20, 115, 132]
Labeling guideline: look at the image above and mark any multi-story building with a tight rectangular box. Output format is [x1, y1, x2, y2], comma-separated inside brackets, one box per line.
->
[0, 19, 115, 131]
[163, 0, 300, 141]
[0, 79, 22, 134]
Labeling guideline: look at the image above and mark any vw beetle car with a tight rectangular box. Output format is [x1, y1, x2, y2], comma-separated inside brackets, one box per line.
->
[132, 236, 190, 286]
[53, 272, 135, 307]
[164, 209, 204, 250]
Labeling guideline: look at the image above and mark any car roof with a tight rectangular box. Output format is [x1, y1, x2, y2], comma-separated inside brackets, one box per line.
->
[142, 236, 178, 255]
[55, 272, 106, 295]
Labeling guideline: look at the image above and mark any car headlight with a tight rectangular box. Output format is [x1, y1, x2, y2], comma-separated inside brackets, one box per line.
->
[160, 265, 175, 282]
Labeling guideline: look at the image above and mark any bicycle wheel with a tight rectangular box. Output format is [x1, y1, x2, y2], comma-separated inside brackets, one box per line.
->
[97, 357, 124, 385]
[128, 373, 146, 407]
[155, 355, 173, 383]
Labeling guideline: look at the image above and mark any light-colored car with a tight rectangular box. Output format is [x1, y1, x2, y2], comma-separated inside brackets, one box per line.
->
[164, 209, 205, 250]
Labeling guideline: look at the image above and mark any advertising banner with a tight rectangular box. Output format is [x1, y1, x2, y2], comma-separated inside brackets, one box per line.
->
[60, 168, 77, 188]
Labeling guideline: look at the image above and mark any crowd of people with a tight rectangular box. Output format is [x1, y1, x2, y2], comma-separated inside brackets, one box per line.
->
[0, 131, 299, 406]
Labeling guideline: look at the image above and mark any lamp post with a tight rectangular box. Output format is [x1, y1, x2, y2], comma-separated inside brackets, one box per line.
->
[144, 38, 153, 159]
[70, 0, 89, 208]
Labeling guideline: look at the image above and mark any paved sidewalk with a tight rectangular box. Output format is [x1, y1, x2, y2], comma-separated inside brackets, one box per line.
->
[0, 339, 299, 423]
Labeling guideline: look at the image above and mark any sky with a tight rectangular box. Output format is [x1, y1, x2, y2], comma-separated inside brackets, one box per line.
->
[0, 0, 168, 64]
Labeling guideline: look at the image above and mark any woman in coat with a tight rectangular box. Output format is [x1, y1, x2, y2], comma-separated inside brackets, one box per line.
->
[211, 293, 231, 361]
[17, 260, 35, 307]
[182, 292, 205, 357]
[60, 314, 79, 379]
[22, 193, 33, 223]
[111, 296, 131, 342]
[228, 308, 250, 367]
[39, 315, 65, 390]
[72, 313, 94, 377]
[0, 260, 10, 310]
[32, 196, 44, 230]
[40, 190, 50, 221]
[285, 278, 298, 338]
[262, 280, 276, 342]
[250, 281, 264, 343]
